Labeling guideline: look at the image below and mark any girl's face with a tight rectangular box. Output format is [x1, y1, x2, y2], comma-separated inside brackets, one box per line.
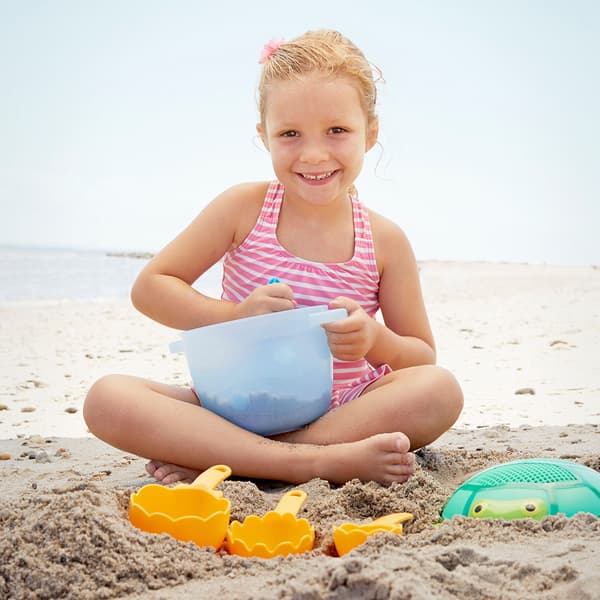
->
[257, 72, 378, 208]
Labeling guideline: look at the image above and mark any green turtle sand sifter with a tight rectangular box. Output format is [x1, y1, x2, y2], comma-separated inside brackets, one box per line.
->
[442, 458, 600, 520]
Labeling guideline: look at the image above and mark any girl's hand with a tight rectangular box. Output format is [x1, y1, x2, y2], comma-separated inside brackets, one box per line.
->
[235, 282, 296, 319]
[322, 297, 377, 361]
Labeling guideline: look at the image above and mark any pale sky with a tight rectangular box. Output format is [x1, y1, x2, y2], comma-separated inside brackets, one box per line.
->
[1, 0, 598, 265]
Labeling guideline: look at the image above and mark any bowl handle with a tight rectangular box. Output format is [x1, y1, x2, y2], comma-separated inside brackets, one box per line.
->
[308, 308, 347, 326]
[169, 340, 184, 353]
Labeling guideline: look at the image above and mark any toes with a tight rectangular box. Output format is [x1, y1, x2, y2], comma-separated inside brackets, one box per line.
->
[162, 472, 188, 484]
[381, 470, 412, 484]
[382, 457, 416, 484]
[401, 452, 415, 466]
[153, 464, 179, 482]
[145, 460, 163, 477]
[159, 465, 199, 484]
[390, 463, 415, 476]
[386, 450, 414, 464]
[377, 432, 411, 454]
[152, 466, 168, 481]
[392, 432, 411, 453]
[146, 460, 199, 484]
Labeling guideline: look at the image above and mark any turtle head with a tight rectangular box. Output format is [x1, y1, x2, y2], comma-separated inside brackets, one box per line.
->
[468, 498, 549, 520]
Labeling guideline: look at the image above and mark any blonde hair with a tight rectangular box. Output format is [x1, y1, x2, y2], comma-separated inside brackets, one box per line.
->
[258, 30, 382, 126]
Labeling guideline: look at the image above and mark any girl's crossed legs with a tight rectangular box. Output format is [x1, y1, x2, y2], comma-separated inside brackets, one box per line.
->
[83, 365, 463, 485]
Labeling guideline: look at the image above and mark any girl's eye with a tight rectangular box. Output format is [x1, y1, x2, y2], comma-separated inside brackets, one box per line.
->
[281, 130, 299, 138]
[329, 127, 347, 134]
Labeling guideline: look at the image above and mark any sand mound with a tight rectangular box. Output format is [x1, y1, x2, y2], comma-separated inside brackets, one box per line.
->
[2, 449, 599, 599]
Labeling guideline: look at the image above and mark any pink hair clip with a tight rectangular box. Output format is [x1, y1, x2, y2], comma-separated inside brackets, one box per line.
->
[259, 38, 285, 64]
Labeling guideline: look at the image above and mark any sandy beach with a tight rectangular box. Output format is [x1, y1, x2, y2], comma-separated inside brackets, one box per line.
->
[1, 261, 599, 599]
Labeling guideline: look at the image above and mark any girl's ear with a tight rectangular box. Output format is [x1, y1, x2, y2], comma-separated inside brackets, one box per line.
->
[365, 117, 379, 152]
[256, 123, 269, 151]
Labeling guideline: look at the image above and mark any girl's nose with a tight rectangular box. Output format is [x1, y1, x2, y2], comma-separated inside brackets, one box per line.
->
[299, 139, 329, 164]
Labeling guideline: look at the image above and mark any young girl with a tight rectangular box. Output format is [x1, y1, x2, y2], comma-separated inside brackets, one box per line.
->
[84, 30, 463, 485]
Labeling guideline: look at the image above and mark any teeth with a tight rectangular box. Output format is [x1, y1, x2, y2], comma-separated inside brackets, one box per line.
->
[302, 171, 333, 180]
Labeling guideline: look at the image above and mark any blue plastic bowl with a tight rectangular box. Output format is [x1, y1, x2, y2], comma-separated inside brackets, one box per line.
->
[170, 306, 346, 435]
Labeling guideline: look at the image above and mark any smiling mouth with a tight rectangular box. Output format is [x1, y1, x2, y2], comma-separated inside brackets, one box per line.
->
[299, 171, 336, 181]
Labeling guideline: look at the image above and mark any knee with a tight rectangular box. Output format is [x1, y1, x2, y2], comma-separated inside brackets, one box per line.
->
[429, 365, 464, 424]
[83, 374, 124, 436]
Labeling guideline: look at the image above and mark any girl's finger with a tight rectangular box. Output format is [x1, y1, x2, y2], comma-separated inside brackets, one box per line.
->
[265, 282, 295, 302]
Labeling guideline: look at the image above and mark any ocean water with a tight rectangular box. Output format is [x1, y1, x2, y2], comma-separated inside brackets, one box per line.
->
[0, 246, 223, 302]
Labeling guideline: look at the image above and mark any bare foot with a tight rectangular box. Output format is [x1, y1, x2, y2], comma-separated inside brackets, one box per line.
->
[145, 460, 200, 484]
[313, 432, 415, 484]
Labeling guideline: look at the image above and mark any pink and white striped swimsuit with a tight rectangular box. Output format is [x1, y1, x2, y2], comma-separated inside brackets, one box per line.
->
[221, 181, 391, 409]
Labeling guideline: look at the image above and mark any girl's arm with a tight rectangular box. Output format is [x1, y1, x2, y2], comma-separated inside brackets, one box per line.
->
[131, 182, 293, 330]
[325, 212, 435, 370]
[368, 213, 436, 369]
